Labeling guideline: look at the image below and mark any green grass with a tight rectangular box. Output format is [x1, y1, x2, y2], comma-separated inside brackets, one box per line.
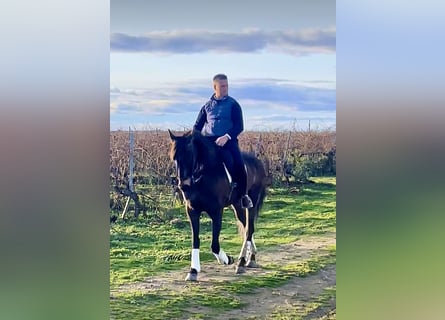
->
[268, 285, 336, 320]
[110, 176, 336, 319]
[218, 252, 336, 296]
[111, 253, 336, 320]
[110, 220, 193, 287]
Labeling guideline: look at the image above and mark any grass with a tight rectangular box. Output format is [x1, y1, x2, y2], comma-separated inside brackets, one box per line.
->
[111, 253, 336, 320]
[268, 285, 336, 320]
[110, 176, 336, 319]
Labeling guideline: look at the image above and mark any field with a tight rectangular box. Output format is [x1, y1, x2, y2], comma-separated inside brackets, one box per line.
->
[110, 176, 336, 319]
[109, 129, 336, 319]
[110, 129, 336, 217]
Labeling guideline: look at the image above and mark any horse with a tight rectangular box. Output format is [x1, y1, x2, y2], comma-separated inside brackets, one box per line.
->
[168, 129, 268, 281]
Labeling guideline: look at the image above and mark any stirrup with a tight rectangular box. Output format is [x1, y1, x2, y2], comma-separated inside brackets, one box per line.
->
[241, 195, 254, 209]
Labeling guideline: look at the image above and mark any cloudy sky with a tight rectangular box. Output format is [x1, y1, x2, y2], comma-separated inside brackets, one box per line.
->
[110, 0, 336, 131]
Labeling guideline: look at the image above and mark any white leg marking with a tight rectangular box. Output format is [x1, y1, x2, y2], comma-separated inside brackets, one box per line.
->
[251, 236, 257, 254]
[213, 249, 229, 265]
[246, 241, 252, 259]
[191, 249, 201, 272]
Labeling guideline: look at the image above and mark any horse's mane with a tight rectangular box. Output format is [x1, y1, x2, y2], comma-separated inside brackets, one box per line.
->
[169, 130, 220, 172]
[190, 130, 219, 170]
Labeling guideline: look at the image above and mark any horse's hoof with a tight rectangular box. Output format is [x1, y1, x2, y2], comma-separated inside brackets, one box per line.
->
[185, 268, 198, 281]
[227, 255, 235, 265]
[185, 273, 198, 281]
[246, 260, 260, 268]
[235, 266, 246, 274]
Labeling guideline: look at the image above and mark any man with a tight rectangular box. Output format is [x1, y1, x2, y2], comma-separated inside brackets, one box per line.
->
[193, 73, 254, 209]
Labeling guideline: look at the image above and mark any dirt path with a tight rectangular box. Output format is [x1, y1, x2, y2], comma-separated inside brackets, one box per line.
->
[213, 264, 336, 320]
[111, 233, 336, 319]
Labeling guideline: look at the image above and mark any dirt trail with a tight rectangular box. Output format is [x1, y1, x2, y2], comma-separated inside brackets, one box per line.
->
[111, 233, 336, 319]
[212, 265, 336, 320]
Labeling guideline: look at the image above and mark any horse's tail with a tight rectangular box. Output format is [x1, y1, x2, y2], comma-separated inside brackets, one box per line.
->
[236, 177, 267, 237]
[255, 185, 267, 218]
[250, 158, 269, 221]
[239, 153, 269, 220]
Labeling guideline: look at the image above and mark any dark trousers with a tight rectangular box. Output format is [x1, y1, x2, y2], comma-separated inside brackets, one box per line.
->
[205, 137, 247, 195]
[222, 139, 247, 194]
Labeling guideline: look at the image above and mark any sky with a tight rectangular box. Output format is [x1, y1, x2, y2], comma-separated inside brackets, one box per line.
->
[110, 0, 336, 132]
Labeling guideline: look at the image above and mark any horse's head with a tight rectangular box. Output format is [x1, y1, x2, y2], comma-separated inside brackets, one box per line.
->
[169, 130, 194, 191]
[168, 129, 218, 192]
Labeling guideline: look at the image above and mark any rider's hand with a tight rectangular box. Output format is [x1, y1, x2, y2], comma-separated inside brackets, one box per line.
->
[215, 135, 229, 146]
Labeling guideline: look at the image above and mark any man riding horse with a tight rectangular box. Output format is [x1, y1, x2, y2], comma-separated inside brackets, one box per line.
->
[193, 73, 254, 209]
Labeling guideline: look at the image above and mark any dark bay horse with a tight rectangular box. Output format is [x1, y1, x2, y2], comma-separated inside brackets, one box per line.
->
[168, 129, 268, 281]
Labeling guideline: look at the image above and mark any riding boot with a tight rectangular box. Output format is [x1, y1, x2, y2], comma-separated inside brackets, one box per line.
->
[235, 172, 253, 209]
[232, 172, 253, 209]
[223, 139, 253, 209]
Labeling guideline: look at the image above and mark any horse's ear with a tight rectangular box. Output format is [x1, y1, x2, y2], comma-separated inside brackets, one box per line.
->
[168, 129, 176, 141]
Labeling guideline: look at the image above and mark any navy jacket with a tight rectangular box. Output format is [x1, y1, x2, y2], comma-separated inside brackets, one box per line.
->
[193, 94, 244, 139]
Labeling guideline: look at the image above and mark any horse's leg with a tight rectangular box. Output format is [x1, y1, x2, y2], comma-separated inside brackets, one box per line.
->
[232, 203, 248, 274]
[185, 207, 201, 281]
[246, 234, 258, 262]
[209, 208, 234, 266]
[245, 206, 260, 268]
[244, 185, 262, 268]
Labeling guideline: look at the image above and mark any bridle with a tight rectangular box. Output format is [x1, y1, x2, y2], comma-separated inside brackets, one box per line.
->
[174, 140, 204, 189]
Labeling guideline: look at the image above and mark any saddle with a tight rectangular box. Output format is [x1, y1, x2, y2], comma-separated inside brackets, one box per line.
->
[219, 148, 234, 173]
[191, 139, 238, 190]
[192, 147, 238, 193]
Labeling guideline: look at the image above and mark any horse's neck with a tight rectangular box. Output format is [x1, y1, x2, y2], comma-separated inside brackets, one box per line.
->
[199, 153, 228, 181]
[194, 140, 230, 182]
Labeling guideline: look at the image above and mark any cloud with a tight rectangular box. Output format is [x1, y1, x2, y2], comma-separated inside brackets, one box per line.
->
[110, 28, 336, 56]
[230, 84, 336, 112]
[110, 78, 336, 131]
[111, 81, 335, 116]
[112, 103, 143, 114]
[110, 85, 204, 115]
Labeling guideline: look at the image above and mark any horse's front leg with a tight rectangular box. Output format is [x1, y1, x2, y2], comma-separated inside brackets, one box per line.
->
[210, 209, 234, 266]
[185, 207, 201, 281]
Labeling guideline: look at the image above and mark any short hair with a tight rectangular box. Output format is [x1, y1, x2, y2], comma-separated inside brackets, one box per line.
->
[213, 74, 228, 82]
